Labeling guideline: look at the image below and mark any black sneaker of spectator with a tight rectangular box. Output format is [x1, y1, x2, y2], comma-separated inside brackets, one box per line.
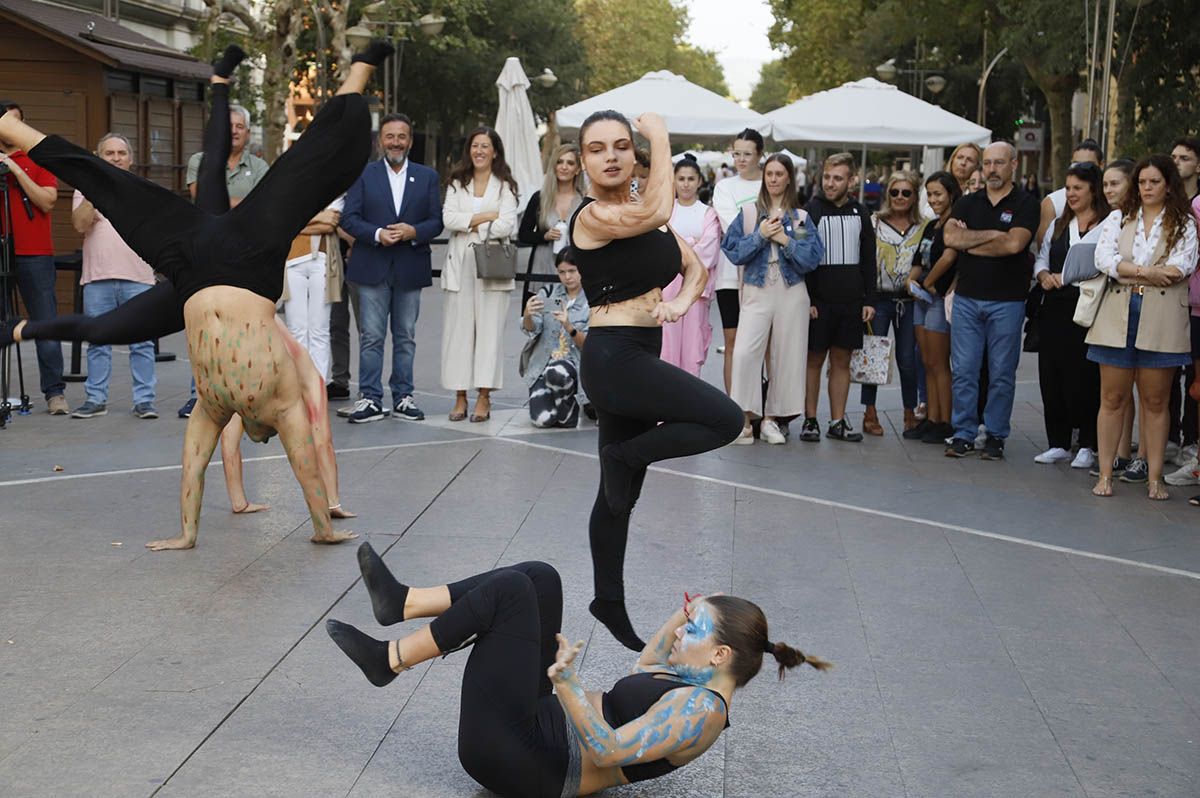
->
[1089, 456, 1130, 478]
[327, 383, 351, 400]
[945, 438, 976, 457]
[921, 421, 954, 444]
[392, 395, 425, 421]
[177, 397, 196, 418]
[799, 417, 821, 442]
[903, 418, 933, 440]
[827, 419, 862, 442]
[348, 398, 387, 424]
[1120, 457, 1148, 483]
[979, 435, 1005, 460]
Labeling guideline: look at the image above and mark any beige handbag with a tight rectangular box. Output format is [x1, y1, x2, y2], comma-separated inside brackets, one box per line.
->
[1072, 273, 1109, 328]
[472, 222, 517, 280]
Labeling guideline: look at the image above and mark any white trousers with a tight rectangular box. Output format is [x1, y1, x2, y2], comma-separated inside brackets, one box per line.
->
[284, 254, 331, 381]
[441, 262, 510, 391]
[730, 276, 810, 418]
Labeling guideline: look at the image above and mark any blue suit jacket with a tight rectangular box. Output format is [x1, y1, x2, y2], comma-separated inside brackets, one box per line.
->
[342, 159, 444, 289]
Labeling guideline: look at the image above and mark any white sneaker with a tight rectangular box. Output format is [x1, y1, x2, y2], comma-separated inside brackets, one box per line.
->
[1034, 447, 1071, 464]
[1070, 447, 1096, 469]
[337, 397, 371, 418]
[1164, 457, 1200, 486]
[760, 418, 786, 445]
[732, 425, 755, 445]
[1174, 443, 1197, 467]
[1165, 441, 1181, 465]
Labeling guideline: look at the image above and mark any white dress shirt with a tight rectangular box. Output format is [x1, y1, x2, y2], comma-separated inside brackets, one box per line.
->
[374, 158, 409, 243]
[1094, 208, 1199, 278]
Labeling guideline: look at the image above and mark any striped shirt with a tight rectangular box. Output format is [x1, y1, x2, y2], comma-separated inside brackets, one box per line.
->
[806, 196, 876, 304]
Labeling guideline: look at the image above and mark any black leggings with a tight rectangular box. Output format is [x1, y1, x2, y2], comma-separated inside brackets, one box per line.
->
[22, 89, 370, 345]
[428, 561, 571, 798]
[580, 326, 743, 600]
[1038, 294, 1099, 450]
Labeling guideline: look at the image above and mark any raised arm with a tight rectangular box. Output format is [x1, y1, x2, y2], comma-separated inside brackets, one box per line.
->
[574, 113, 673, 245]
[635, 605, 688, 672]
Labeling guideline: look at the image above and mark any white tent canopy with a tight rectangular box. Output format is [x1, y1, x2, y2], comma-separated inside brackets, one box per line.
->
[556, 71, 771, 142]
[766, 78, 991, 148]
[494, 56, 543, 215]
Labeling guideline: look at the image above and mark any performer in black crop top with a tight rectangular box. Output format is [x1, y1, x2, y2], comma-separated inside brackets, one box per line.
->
[0, 42, 393, 551]
[567, 109, 744, 652]
[328, 547, 829, 797]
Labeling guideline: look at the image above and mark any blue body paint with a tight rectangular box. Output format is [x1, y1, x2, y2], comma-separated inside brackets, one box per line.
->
[671, 663, 716, 685]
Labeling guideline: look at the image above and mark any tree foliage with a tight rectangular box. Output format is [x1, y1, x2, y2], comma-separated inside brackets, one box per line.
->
[748, 58, 793, 112]
[1114, 0, 1200, 154]
[576, 0, 729, 95]
[766, 0, 865, 97]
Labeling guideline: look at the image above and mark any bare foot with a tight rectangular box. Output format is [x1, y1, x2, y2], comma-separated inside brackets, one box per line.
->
[312, 530, 358, 544]
[1092, 476, 1113, 497]
[232, 501, 270, 514]
[146, 535, 196, 551]
[330, 505, 358, 519]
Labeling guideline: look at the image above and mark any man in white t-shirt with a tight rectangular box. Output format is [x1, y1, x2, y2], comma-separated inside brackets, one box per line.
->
[710, 129, 765, 394]
[69, 133, 158, 419]
[1036, 139, 1103, 246]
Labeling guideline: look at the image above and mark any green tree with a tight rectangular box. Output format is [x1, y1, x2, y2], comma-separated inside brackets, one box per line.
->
[766, 0, 866, 97]
[576, 0, 728, 94]
[748, 59, 793, 112]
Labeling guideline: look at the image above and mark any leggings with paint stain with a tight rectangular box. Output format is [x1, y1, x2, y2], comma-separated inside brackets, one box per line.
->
[19, 87, 370, 345]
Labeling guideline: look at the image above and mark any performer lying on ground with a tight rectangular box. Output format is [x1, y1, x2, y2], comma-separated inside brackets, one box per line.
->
[568, 110, 744, 650]
[0, 42, 394, 548]
[327, 544, 829, 798]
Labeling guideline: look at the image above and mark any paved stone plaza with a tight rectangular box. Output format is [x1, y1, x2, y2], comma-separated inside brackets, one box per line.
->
[1, 288, 1198, 797]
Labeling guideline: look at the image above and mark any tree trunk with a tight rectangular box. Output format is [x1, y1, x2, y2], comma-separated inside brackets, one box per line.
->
[1023, 61, 1078, 187]
[260, 2, 303, 162]
[1111, 73, 1134, 160]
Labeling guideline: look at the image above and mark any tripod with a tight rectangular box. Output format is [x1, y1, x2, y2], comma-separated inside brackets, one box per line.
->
[0, 166, 32, 428]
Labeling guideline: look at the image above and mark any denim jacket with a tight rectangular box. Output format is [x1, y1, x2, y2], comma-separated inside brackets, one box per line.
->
[721, 207, 824, 288]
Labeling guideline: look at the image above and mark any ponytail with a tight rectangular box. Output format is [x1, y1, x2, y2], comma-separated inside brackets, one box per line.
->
[707, 595, 832, 687]
[764, 640, 832, 680]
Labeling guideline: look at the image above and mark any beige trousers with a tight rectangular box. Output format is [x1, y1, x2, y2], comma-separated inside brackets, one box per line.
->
[441, 262, 511, 391]
[730, 275, 810, 418]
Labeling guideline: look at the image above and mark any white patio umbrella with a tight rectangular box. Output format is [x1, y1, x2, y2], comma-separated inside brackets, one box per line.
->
[495, 56, 544, 215]
[556, 71, 771, 143]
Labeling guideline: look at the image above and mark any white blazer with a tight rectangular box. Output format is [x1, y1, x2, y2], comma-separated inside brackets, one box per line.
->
[441, 174, 519, 292]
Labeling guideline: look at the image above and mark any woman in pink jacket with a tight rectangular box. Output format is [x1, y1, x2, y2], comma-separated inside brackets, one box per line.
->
[661, 154, 721, 376]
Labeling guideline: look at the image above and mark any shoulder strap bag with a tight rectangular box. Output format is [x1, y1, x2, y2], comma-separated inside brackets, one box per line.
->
[472, 221, 517, 280]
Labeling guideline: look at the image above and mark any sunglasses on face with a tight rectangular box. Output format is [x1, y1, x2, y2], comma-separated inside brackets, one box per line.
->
[889, 188, 914, 198]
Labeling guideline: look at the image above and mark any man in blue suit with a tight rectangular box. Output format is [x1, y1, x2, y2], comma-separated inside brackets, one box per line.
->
[340, 113, 443, 423]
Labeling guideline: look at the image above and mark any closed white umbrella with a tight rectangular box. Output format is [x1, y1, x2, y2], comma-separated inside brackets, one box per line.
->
[495, 56, 544, 215]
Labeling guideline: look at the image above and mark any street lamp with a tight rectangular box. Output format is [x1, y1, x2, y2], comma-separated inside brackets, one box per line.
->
[875, 57, 945, 100]
[531, 68, 557, 89]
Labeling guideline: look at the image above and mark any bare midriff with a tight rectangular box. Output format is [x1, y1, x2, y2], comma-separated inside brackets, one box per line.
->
[587, 287, 664, 328]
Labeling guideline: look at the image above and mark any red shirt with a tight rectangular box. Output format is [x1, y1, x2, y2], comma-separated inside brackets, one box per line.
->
[1, 150, 56, 255]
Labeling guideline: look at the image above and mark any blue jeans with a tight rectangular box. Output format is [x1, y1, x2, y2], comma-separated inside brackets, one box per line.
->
[950, 295, 1024, 440]
[15, 255, 65, 398]
[354, 275, 421, 403]
[861, 298, 918, 408]
[83, 280, 157, 405]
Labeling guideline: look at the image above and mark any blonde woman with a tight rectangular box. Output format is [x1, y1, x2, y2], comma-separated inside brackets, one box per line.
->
[862, 171, 926, 436]
[441, 127, 520, 422]
[517, 143, 584, 309]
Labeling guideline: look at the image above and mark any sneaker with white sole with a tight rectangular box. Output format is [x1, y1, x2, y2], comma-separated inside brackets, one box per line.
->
[392, 395, 425, 421]
[760, 418, 786, 445]
[70, 401, 107, 419]
[731, 425, 755, 445]
[1034, 447, 1071, 464]
[132, 403, 159, 419]
[338, 398, 368, 418]
[1174, 443, 1198, 467]
[1164, 457, 1200, 486]
[1070, 447, 1096, 469]
[347, 398, 387, 423]
[1164, 441, 1181, 466]
[1120, 457, 1149, 483]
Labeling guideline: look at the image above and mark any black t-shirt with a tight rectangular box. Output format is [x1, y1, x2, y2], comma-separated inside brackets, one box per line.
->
[949, 186, 1039, 302]
[914, 222, 955, 297]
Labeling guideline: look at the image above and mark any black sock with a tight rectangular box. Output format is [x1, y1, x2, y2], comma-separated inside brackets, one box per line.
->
[0, 318, 20, 347]
[590, 598, 645, 652]
[600, 444, 637, 516]
[325, 619, 397, 687]
[351, 39, 395, 67]
[357, 541, 409, 625]
[212, 45, 246, 79]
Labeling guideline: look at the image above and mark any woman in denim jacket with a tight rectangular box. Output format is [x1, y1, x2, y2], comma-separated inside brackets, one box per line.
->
[722, 153, 824, 444]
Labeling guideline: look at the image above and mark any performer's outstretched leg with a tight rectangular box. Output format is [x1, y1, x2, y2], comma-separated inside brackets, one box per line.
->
[7, 280, 183, 346]
[194, 45, 245, 215]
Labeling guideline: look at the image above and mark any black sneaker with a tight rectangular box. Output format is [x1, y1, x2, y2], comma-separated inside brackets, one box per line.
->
[827, 419, 863, 442]
[177, 397, 196, 418]
[945, 437, 976, 457]
[979, 434, 1005, 460]
[1120, 457, 1148, 483]
[1091, 456, 1131, 478]
[348, 398, 387, 424]
[326, 383, 351, 400]
[799, 417, 821, 442]
[903, 418, 933, 440]
[921, 421, 954, 445]
[392, 395, 425, 421]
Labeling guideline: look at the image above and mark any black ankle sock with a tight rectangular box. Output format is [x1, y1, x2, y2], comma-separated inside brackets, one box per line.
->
[590, 598, 645, 652]
[600, 444, 637, 516]
[351, 39, 395, 66]
[325, 619, 397, 687]
[0, 318, 20, 347]
[357, 541, 409, 625]
[212, 45, 246, 79]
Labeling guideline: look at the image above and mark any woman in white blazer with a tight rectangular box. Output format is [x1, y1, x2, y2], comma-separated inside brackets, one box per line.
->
[441, 126, 520, 422]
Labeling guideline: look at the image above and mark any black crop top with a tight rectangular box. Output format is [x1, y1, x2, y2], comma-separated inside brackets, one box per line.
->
[568, 197, 682, 306]
[601, 671, 730, 784]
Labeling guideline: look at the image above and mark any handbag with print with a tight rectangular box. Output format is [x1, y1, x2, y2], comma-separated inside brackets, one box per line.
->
[848, 322, 894, 386]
